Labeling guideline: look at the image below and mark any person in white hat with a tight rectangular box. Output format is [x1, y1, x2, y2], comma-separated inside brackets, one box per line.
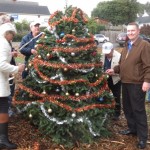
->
[101, 42, 121, 120]
[19, 20, 42, 79]
[0, 13, 10, 25]
[0, 23, 25, 149]
[0, 14, 18, 116]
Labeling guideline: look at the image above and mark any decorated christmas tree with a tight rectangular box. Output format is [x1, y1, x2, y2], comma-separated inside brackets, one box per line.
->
[14, 6, 115, 147]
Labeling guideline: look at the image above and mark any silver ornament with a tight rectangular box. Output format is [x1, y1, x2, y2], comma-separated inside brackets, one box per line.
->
[56, 88, 60, 92]
[68, 43, 71, 46]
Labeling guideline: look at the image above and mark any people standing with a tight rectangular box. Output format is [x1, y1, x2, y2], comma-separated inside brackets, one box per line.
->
[0, 14, 18, 114]
[106, 22, 150, 149]
[101, 42, 121, 120]
[20, 21, 42, 79]
[0, 23, 25, 149]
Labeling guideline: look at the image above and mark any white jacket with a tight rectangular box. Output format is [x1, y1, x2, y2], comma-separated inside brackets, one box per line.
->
[0, 36, 18, 97]
[101, 50, 121, 85]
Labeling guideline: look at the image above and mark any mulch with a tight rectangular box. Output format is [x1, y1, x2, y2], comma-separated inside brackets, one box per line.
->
[8, 103, 150, 150]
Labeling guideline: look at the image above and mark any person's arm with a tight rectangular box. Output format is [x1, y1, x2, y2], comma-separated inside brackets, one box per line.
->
[20, 34, 33, 56]
[141, 42, 150, 91]
[0, 42, 24, 74]
[106, 55, 121, 75]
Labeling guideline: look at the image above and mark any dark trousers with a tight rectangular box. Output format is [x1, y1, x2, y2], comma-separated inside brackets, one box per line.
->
[122, 83, 148, 141]
[0, 97, 9, 113]
[107, 77, 121, 116]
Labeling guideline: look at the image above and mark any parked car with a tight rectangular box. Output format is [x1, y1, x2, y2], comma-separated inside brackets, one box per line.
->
[94, 34, 109, 45]
[140, 34, 150, 43]
[116, 32, 127, 47]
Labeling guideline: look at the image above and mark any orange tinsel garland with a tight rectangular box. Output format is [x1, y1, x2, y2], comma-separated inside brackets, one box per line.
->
[14, 80, 108, 102]
[31, 59, 103, 86]
[37, 43, 96, 53]
[48, 8, 88, 27]
[13, 82, 114, 112]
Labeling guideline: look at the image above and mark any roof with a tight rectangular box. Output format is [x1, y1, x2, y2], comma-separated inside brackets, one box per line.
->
[136, 15, 150, 24]
[94, 17, 110, 25]
[0, 0, 50, 16]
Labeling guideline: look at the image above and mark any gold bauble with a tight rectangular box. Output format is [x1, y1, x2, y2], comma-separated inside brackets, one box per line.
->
[48, 108, 52, 113]
[42, 90, 46, 94]
[29, 94, 33, 97]
[29, 114, 32, 118]
[65, 92, 69, 96]
[28, 63, 32, 67]
[75, 93, 79, 97]
[47, 53, 50, 57]
[64, 68, 68, 71]
[38, 55, 41, 59]
[34, 44, 38, 48]
[72, 29, 75, 33]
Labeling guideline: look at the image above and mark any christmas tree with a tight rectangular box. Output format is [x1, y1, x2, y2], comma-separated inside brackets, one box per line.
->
[14, 6, 115, 147]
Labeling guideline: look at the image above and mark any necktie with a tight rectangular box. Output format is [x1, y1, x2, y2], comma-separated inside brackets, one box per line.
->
[128, 41, 132, 51]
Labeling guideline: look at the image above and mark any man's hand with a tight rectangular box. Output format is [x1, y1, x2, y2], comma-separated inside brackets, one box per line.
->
[31, 49, 37, 55]
[18, 64, 25, 72]
[142, 82, 150, 92]
[11, 51, 18, 57]
[105, 69, 115, 75]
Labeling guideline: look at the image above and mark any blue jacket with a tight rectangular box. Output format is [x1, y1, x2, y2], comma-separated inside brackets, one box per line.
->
[20, 32, 40, 63]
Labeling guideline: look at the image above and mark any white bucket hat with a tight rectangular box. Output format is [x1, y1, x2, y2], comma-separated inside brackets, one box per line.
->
[0, 22, 17, 36]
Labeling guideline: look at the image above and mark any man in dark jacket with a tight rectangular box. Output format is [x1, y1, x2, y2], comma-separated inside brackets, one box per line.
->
[106, 22, 150, 149]
[20, 21, 42, 79]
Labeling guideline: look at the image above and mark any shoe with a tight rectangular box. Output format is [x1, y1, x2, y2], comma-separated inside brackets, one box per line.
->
[119, 129, 137, 135]
[0, 134, 17, 149]
[137, 140, 146, 149]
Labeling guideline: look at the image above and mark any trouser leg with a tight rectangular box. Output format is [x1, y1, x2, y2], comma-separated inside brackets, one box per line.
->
[112, 81, 121, 116]
[122, 83, 148, 141]
[108, 77, 121, 117]
[0, 97, 17, 149]
[122, 83, 137, 132]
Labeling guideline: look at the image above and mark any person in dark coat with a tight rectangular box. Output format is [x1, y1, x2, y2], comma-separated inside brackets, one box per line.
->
[20, 21, 42, 79]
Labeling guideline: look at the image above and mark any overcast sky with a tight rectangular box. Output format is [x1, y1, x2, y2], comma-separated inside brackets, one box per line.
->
[19, 0, 149, 17]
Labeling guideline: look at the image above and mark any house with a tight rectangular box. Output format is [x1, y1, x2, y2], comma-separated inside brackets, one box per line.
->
[136, 10, 150, 28]
[0, 0, 50, 26]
